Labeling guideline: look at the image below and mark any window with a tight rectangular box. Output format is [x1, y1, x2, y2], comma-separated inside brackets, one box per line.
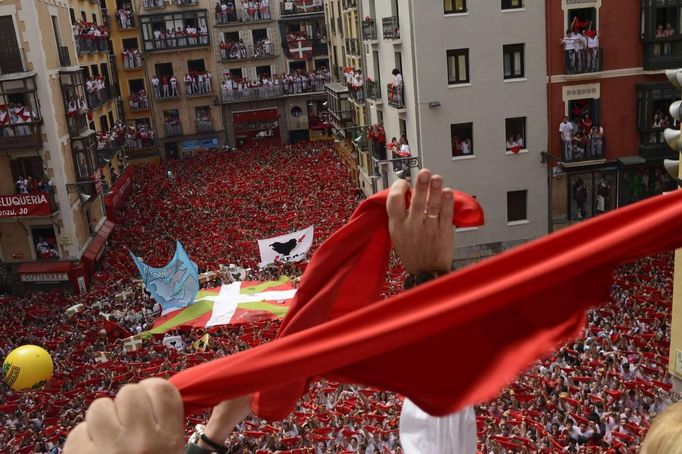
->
[505, 117, 526, 152]
[444, 0, 466, 14]
[451, 122, 473, 157]
[187, 59, 206, 72]
[503, 44, 524, 79]
[256, 65, 271, 77]
[140, 11, 210, 51]
[502, 0, 523, 9]
[69, 8, 76, 24]
[99, 115, 108, 131]
[32, 226, 59, 260]
[507, 190, 527, 222]
[446, 49, 469, 85]
[0, 16, 23, 73]
[122, 37, 138, 49]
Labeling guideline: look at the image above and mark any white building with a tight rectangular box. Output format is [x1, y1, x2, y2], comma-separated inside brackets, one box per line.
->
[360, 0, 549, 265]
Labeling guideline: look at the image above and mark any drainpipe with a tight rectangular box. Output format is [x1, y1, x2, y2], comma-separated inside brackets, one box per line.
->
[544, 0, 553, 233]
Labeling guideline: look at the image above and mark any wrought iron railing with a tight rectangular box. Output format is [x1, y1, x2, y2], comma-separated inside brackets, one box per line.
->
[220, 79, 325, 103]
[196, 119, 214, 133]
[76, 36, 109, 54]
[386, 83, 404, 109]
[564, 47, 603, 75]
[164, 122, 183, 137]
[362, 21, 377, 41]
[382, 16, 400, 40]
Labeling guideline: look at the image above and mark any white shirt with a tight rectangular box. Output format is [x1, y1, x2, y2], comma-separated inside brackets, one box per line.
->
[400, 399, 477, 454]
[394, 73, 403, 87]
[559, 121, 574, 141]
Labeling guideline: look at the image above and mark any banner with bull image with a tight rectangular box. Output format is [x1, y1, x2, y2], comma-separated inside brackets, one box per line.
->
[257, 226, 314, 267]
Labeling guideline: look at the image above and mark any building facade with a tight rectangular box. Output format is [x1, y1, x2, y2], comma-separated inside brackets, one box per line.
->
[0, 0, 118, 293]
[358, 0, 549, 264]
[135, 0, 223, 159]
[217, 0, 329, 147]
[546, 0, 680, 232]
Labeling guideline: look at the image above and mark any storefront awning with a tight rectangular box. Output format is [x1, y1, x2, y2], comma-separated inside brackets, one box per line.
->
[233, 108, 279, 123]
[103, 166, 135, 216]
[82, 220, 115, 270]
[17, 261, 74, 282]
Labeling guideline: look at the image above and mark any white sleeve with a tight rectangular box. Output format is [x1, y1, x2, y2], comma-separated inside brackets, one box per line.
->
[399, 398, 477, 454]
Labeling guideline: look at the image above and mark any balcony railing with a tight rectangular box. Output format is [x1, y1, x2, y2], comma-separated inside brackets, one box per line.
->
[560, 135, 606, 163]
[142, 0, 166, 9]
[164, 122, 183, 137]
[186, 78, 213, 96]
[196, 119, 214, 133]
[122, 52, 143, 70]
[67, 114, 90, 137]
[280, 1, 324, 15]
[366, 79, 381, 101]
[341, 0, 357, 9]
[76, 36, 109, 54]
[362, 21, 377, 41]
[215, 6, 272, 25]
[127, 136, 157, 150]
[346, 38, 361, 56]
[386, 83, 404, 109]
[0, 123, 43, 150]
[382, 16, 400, 40]
[374, 156, 421, 188]
[128, 96, 150, 111]
[642, 38, 682, 70]
[175, 0, 199, 6]
[219, 43, 276, 61]
[348, 84, 364, 103]
[58, 46, 72, 67]
[143, 33, 210, 52]
[220, 79, 325, 103]
[152, 82, 181, 100]
[87, 86, 113, 110]
[115, 11, 135, 29]
[564, 48, 603, 75]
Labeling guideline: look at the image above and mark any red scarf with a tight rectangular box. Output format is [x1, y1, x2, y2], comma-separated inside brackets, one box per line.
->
[170, 188, 682, 420]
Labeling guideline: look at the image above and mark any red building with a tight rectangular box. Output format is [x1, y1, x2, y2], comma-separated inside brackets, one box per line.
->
[546, 0, 681, 231]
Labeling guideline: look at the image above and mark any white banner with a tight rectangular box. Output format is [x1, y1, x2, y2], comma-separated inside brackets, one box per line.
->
[257, 226, 314, 267]
[162, 335, 186, 351]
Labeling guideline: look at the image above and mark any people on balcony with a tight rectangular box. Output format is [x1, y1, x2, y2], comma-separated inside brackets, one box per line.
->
[253, 38, 273, 57]
[196, 107, 212, 132]
[0, 103, 38, 137]
[72, 21, 109, 53]
[36, 237, 59, 259]
[86, 76, 108, 108]
[96, 120, 156, 150]
[184, 71, 212, 95]
[220, 69, 328, 100]
[388, 68, 403, 108]
[151, 25, 208, 50]
[562, 17, 599, 74]
[153, 74, 180, 98]
[560, 114, 605, 162]
[220, 40, 247, 60]
[128, 89, 149, 111]
[66, 96, 88, 118]
[216, 1, 238, 23]
[122, 48, 143, 70]
[116, 4, 134, 29]
[143, 0, 164, 8]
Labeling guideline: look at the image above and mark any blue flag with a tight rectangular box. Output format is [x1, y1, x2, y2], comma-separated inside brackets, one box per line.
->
[131, 241, 200, 314]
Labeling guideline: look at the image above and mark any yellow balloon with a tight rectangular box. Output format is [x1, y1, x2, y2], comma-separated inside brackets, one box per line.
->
[2, 345, 53, 392]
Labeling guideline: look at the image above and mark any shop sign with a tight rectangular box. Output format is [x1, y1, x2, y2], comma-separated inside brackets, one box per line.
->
[21, 273, 69, 283]
[0, 194, 52, 219]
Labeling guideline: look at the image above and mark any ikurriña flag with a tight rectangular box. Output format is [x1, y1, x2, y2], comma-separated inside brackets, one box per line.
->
[147, 277, 296, 334]
[258, 226, 314, 267]
[130, 241, 200, 315]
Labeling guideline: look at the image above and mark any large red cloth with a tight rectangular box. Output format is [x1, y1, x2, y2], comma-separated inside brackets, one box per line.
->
[170, 188, 682, 419]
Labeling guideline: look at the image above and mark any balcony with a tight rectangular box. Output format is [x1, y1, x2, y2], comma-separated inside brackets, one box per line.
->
[642, 38, 682, 70]
[76, 36, 109, 54]
[186, 77, 213, 97]
[348, 84, 364, 104]
[164, 122, 183, 137]
[115, 10, 136, 29]
[341, 0, 357, 9]
[0, 123, 43, 150]
[142, 0, 166, 9]
[366, 79, 381, 102]
[196, 118, 214, 133]
[221, 79, 325, 103]
[560, 135, 607, 164]
[362, 20, 377, 42]
[122, 51, 143, 70]
[219, 42, 276, 61]
[142, 32, 210, 52]
[346, 38, 361, 56]
[176, 0, 199, 6]
[280, 1, 324, 16]
[386, 83, 404, 109]
[87, 86, 114, 110]
[564, 48, 603, 75]
[382, 16, 400, 41]
[58, 46, 72, 67]
[67, 113, 90, 138]
[152, 82, 181, 100]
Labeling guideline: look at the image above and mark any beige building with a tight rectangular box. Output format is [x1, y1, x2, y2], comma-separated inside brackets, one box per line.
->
[0, 0, 118, 293]
[135, 0, 223, 159]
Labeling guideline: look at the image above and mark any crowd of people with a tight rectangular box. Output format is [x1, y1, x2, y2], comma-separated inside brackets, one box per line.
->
[215, 0, 271, 23]
[561, 16, 600, 74]
[127, 88, 149, 111]
[220, 69, 329, 101]
[151, 25, 209, 50]
[121, 48, 143, 70]
[115, 3, 134, 29]
[96, 120, 156, 151]
[14, 175, 55, 195]
[0, 141, 679, 453]
[219, 38, 274, 60]
[0, 103, 39, 136]
[72, 21, 109, 53]
[559, 114, 606, 163]
[183, 71, 213, 95]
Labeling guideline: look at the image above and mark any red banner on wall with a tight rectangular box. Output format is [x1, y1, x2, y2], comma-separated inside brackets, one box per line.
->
[0, 193, 52, 219]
